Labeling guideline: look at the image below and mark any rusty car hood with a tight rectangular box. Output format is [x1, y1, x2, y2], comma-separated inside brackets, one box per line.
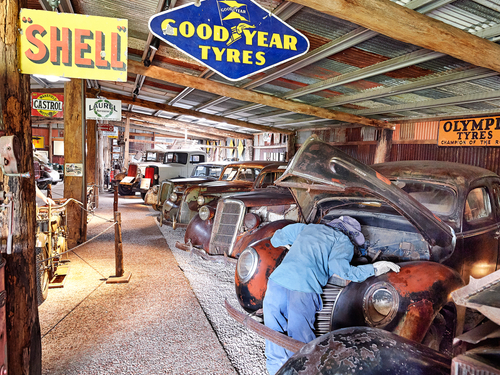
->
[276, 136, 455, 259]
[224, 188, 294, 207]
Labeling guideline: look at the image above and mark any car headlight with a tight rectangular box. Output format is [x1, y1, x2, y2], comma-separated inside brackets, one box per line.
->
[363, 282, 399, 328]
[154, 174, 158, 179]
[243, 213, 260, 231]
[237, 247, 259, 283]
[197, 195, 205, 206]
[170, 193, 178, 202]
[199, 205, 214, 221]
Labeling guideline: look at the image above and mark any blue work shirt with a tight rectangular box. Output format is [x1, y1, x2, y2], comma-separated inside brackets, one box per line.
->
[269, 223, 375, 294]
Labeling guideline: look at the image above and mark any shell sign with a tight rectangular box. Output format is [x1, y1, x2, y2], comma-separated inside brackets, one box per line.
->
[149, 0, 309, 81]
[19, 9, 127, 82]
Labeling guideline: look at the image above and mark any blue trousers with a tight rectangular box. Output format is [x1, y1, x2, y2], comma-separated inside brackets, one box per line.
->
[263, 279, 322, 375]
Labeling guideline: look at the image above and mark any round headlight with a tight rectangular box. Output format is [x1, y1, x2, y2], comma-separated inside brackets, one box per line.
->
[243, 213, 260, 231]
[197, 195, 205, 206]
[170, 193, 178, 202]
[199, 205, 213, 221]
[237, 247, 258, 283]
[154, 174, 158, 179]
[363, 282, 399, 328]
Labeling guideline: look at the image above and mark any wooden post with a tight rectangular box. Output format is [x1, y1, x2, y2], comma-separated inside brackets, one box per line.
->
[373, 128, 394, 164]
[48, 123, 53, 163]
[123, 116, 130, 170]
[98, 130, 104, 193]
[113, 184, 118, 213]
[64, 79, 87, 247]
[244, 139, 253, 161]
[106, 212, 131, 283]
[0, 0, 42, 372]
[114, 212, 123, 277]
[86, 116, 97, 208]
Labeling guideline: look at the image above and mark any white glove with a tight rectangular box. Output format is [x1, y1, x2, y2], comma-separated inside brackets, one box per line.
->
[373, 261, 400, 276]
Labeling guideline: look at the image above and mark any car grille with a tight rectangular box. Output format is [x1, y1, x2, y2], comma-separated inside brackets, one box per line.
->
[314, 283, 343, 337]
[159, 181, 174, 206]
[209, 199, 246, 256]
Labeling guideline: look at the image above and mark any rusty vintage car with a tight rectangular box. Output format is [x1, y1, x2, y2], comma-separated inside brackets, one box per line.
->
[160, 161, 283, 228]
[230, 135, 500, 358]
[144, 162, 228, 210]
[177, 163, 299, 257]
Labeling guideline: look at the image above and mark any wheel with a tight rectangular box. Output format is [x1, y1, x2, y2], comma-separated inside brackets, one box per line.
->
[35, 246, 49, 306]
[118, 184, 134, 196]
[141, 192, 146, 200]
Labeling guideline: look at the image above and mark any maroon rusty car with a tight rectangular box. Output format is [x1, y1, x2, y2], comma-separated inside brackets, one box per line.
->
[177, 163, 299, 258]
[161, 161, 282, 229]
[230, 135, 500, 358]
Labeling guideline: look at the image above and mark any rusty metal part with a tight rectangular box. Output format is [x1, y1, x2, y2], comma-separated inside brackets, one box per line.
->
[184, 213, 214, 252]
[452, 268, 500, 325]
[451, 348, 500, 375]
[224, 299, 305, 353]
[235, 221, 293, 312]
[276, 327, 452, 375]
[332, 262, 464, 343]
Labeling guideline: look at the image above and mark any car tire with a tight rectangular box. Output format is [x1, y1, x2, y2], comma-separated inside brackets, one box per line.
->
[35, 246, 49, 306]
[118, 184, 134, 196]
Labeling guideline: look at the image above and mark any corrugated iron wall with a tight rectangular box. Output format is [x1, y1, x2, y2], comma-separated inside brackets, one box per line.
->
[390, 144, 500, 175]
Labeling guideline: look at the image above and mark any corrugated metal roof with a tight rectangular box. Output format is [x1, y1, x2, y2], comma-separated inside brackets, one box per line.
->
[27, 0, 500, 140]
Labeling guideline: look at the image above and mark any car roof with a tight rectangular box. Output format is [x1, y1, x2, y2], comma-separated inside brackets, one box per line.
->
[373, 160, 498, 187]
[224, 161, 282, 169]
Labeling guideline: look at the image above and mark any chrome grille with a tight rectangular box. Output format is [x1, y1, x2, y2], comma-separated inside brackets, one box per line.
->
[314, 283, 343, 337]
[209, 199, 246, 256]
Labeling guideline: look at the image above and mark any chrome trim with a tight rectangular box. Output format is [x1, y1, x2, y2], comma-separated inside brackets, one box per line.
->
[362, 282, 400, 328]
[237, 248, 259, 283]
[209, 199, 246, 256]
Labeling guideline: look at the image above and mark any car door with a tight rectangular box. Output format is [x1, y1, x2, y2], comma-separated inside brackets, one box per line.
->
[461, 179, 500, 281]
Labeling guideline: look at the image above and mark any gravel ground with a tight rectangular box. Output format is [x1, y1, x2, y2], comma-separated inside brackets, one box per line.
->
[38, 187, 267, 375]
[155, 217, 268, 375]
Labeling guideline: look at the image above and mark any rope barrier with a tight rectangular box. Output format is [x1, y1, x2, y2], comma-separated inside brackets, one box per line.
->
[36, 221, 117, 264]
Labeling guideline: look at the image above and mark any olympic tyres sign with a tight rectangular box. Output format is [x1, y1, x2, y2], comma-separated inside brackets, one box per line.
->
[149, 0, 309, 81]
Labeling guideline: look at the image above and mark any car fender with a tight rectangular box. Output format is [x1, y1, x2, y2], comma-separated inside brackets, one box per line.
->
[332, 261, 464, 343]
[184, 213, 213, 251]
[235, 220, 295, 312]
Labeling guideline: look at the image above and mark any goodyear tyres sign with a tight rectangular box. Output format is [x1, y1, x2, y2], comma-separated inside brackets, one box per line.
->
[149, 0, 309, 81]
[20, 9, 127, 82]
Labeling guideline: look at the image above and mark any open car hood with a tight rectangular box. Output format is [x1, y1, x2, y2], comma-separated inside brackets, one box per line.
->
[276, 136, 455, 260]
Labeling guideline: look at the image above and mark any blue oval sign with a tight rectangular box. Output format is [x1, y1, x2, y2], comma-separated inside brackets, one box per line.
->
[149, 0, 309, 81]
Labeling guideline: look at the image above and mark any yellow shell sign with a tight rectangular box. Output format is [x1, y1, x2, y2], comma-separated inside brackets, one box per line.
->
[19, 9, 128, 82]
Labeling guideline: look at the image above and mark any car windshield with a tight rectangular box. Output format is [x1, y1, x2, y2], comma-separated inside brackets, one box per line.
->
[392, 180, 457, 216]
[191, 165, 223, 177]
[222, 167, 261, 182]
[165, 152, 188, 164]
[146, 152, 158, 161]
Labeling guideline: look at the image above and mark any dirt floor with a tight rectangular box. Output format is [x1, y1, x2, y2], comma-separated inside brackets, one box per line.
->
[38, 186, 240, 374]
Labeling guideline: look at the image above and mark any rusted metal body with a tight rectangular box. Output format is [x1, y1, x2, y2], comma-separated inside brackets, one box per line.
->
[181, 163, 298, 256]
[232, 136, 500, 360]
[450, 269, 500, 374]
[276, 327, 451, 375]
[162, 161, 283, 228]
[143, 162, 227, 208]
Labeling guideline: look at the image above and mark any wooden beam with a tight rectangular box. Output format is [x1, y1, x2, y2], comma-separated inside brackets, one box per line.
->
[289, 0, 500, 74]
[89, 89, 293, 135]
[64, 79, 86, 247]
[128, 60, 393, 129]
[123, 111, 252, 140]
[109, 120, 225, 141]
[1, 0, 41, 371]
[32, 117, 64, 124]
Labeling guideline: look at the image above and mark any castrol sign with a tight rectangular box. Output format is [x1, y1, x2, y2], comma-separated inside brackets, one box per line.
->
[19, 9, 128, 82]
[149, 0, 309, 81]
[31, 92, 64, 118]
